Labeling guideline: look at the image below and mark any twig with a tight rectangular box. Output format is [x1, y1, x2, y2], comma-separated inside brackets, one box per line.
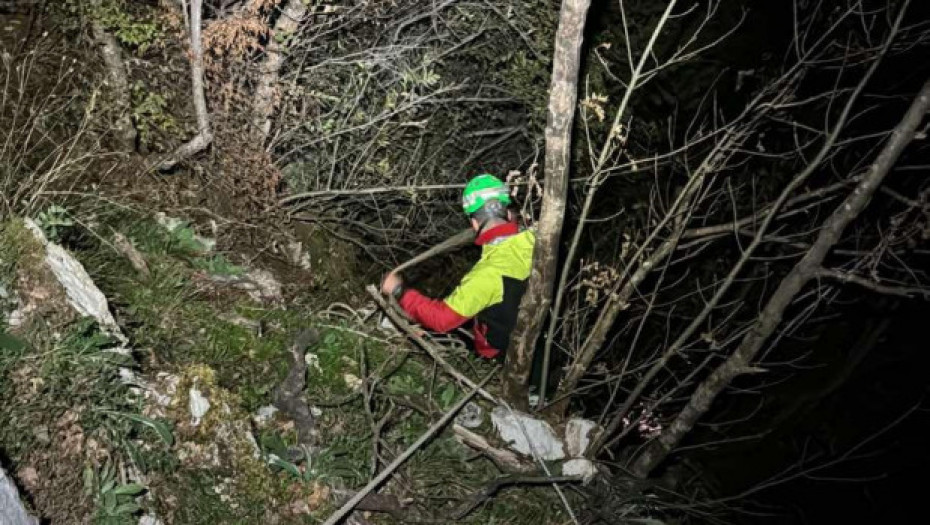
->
[816, 268, 930, 298]
[321, 369, 497, 525]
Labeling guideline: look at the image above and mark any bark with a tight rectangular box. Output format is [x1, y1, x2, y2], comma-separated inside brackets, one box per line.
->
[253, 0, 307, 138]
[630, 78, 930, 478]
[502, 0, 591, 409]
[90, 0, 137, 151]
[157, 0, 212, 171]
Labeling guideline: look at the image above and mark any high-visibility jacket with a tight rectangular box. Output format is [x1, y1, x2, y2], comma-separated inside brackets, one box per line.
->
[398, 222, 534, 358]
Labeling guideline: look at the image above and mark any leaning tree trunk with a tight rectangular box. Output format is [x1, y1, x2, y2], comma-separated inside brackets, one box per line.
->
[502, 0, 592, 409]
[253, 0, 307, 139]
[630, 78, 930, 478]
[90, 0, 137, 151]
[157, 0, 212, 171]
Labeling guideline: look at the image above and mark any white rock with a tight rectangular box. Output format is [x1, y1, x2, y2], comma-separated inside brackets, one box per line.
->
[490, 407, 565, 461]
[455, 401, 484, 429]
[24, 219, 125, 342]
[1, 467, 39, 525]
[343, 373, 362, 391]
[310, 406, 323, 417]
[378, 315, 398, 333]
[565, 418, 599, 457]
[189, 388, 211, 426]
[286, 241, 312, 270]
[139, 515, 164, 525]
[304, 352, 322, 373]
[253, 405, 278, 425]
[242, 269, 282, 303]
[562, 458, 598, 483]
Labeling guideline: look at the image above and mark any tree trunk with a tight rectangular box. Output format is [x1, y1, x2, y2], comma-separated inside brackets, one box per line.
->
[253, 0, 307, 139]
[502, 0, 591, 409]
[157, 0, 212, 171]
[630, 78, 930, 478]
[90, 0, 137, 151]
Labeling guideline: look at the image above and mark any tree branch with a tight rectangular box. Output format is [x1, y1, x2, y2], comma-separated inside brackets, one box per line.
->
[157, 0, 213, 171]
[504, 0, 592, 409]
[816, 268, 930, 298]
[631, 73, 930, 478]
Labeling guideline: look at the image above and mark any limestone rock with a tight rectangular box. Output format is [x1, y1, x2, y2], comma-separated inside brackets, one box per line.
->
[24, 219, 125, 342]
[0, 466, 39, 525]
[562, 458, 598, 483]
[189, 388, 211, 426]
[564, 418, 600, 457]
[490, 407, 565, 461]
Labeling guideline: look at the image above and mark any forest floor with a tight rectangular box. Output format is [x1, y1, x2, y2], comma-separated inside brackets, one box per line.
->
[0, 180, 579, 524]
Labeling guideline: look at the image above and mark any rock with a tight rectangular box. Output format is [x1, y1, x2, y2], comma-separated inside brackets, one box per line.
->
[139, 515, 165, 525]
[189, 387, 211, 426]
[113, 232, 149, 275]
[562, 458, 598, 484]
[454, 401, 484, 429]
[242, 269, 282, 303]
[253, 405, 279, 426]
[286, 241, 312, 270]
[0, 466, 39, 525]
[342, 373, 362, 391]
[304, 352, 322, 374]
[378, 315, 398, 333]
[24, 219, 125, 342]
[564, 418, 600, 457]
[490, 407, 565, 461]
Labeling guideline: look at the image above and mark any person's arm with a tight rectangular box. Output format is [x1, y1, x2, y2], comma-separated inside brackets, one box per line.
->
[398, 289, 469, 332]
[392, 265, 499, 334]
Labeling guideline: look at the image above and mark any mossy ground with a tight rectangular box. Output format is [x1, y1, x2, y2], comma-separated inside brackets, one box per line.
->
[1, 208, 575, 524]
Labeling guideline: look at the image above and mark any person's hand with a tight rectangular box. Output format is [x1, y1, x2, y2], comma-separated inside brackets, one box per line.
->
[380, 271, 403, 296]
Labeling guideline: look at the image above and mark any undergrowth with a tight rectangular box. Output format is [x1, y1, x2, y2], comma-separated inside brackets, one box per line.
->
[2, 209, 573, 524]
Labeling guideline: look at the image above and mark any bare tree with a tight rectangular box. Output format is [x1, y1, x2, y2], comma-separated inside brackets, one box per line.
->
[631, 76, 930, 478]
[253, 0, 307, 139]
[502, 0, 592, 408]
[157, 0, 212, 170]
[89, 0, 137, 151]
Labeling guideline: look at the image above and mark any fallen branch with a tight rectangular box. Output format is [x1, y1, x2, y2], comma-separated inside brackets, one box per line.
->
[321, 370, 496, 525]
[366, 285, 501, 404]
[452, 424, 532, 472]
[392, 229, 475, 274]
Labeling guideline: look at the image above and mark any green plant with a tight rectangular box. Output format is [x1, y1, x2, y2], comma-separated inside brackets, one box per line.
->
[0, 330, 26, 351]
[83, 462, 146, 525]
[131, 84, 178, 148]
[100, 410, 175, 447]
[34, 204, 74, 241]
[93, 2, 162, 54]
[193, 254, 243, 276]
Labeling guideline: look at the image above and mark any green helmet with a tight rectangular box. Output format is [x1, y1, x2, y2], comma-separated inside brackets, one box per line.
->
[462, 174, 511, 215]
